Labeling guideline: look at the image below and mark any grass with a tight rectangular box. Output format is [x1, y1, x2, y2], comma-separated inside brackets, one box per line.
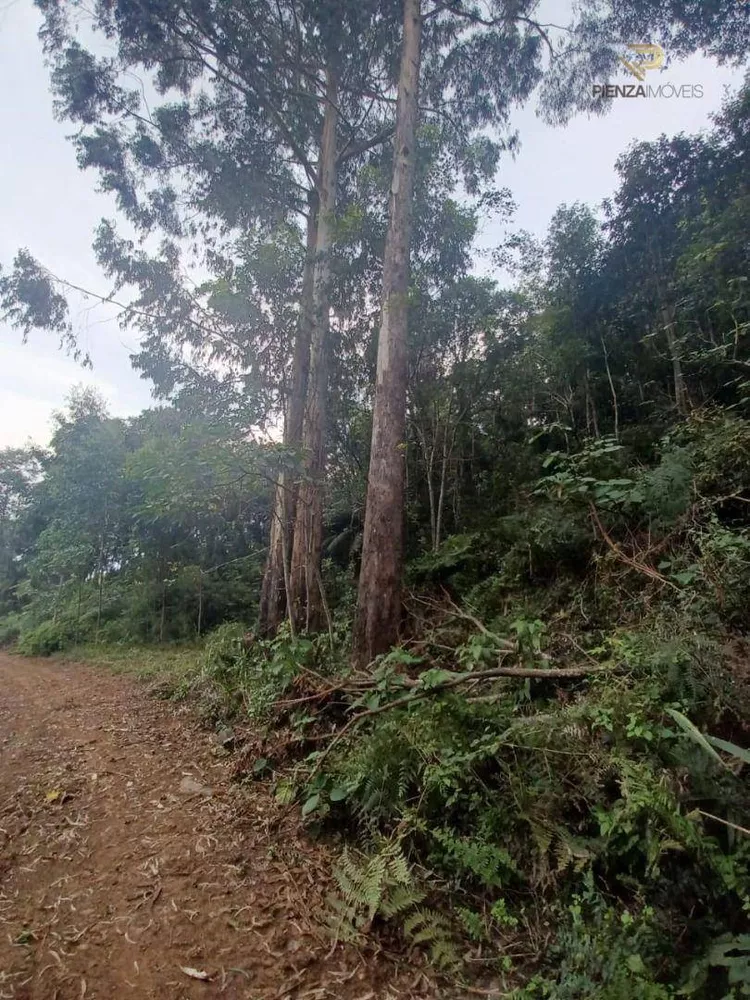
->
[42, 637, 239, 724]
[51, 641, 205, 688]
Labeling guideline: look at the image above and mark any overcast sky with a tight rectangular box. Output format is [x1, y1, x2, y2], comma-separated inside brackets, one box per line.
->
[0, 0, 746, 449]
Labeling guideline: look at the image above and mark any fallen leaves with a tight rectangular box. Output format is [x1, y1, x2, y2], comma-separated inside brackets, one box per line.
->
[178, 775, 213, 797]
[180, 965, 212, 981]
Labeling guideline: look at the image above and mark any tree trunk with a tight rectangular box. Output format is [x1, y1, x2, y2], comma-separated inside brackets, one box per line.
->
[159, 575, 167, 643]
[663, 305, 688, 415]
[76, 576, 83, 642]
[415, 419, 437, 551]
[289, 67, 338, 632]
[353, 0, 422, 667]
[259, 198, 318, 634]
[435, 402, 454, 553]
[585, 369, 600, 439]
[53, 575, 64, 624]
[601, 335, 619, 442]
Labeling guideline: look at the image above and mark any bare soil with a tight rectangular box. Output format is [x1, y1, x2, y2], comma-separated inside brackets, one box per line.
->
[0, 654, 435, 1000]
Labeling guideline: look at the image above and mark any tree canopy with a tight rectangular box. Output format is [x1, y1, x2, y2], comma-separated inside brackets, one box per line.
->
[2, 2, 750, 993]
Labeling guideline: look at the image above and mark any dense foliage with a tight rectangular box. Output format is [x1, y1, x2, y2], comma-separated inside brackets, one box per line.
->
[1, 1, 750, 993]
[0, 389, 271, 650]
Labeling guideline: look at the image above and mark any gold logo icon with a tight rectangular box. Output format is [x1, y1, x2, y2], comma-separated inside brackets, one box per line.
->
[619, 43, 666, 81]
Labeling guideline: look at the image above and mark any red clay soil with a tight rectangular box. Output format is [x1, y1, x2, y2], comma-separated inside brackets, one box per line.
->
[0, 654, 438, 1000]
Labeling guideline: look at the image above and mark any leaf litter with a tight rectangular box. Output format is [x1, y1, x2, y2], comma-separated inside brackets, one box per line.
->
[0, 654, 441, 999]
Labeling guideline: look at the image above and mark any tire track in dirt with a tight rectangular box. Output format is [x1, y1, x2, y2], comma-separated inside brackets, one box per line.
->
[0, 655, 433, 1000]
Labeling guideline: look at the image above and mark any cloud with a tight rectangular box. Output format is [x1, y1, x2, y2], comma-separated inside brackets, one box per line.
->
[0, 339, 144, 448]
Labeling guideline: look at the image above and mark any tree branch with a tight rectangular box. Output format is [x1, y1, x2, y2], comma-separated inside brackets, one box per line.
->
[337, 124, 396, 164]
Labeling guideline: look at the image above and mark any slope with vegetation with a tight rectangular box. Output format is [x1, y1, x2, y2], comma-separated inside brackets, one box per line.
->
[1, 1, 750, 995]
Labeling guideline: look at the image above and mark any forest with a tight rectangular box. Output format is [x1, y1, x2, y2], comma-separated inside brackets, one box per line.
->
[1, 0, 750, 995]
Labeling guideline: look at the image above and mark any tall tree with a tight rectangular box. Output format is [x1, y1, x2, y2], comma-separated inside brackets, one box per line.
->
[289, 68, 339, 631]
[6, 0, 403, 634]
[354, 0, 422, 665]
[352, 0, 750, 665]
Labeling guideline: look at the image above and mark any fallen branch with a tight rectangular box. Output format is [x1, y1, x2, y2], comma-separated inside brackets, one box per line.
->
[301, 659, 609, 783]
[275, 661, 600, 713]
[697, 809, 750, 838]
[273, 685, 345, 708]
[409, 589, 517, 651]
[399, 663, 607, 689]
[589, 503, 680, 591]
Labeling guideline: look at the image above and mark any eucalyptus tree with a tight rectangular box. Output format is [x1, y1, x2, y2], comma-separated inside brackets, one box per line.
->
[352, 0, 750, 666]
[6, 0, 404, 634]
[353, 0, 600, 665]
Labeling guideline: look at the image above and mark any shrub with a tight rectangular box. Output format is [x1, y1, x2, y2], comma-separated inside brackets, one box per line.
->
[202, 621, 315, 718]
[17, 616, 79, 656]
[514, 883, 675, 1000]
[0, 613, 21, 647]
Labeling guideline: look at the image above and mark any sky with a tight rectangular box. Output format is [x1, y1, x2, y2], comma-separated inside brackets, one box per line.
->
[0, 0, 746, 450]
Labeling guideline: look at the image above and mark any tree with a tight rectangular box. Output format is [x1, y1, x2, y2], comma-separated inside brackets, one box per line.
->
[353, 0, 422, 665]
[352, 2, 750, 665]
[0, 447, 44, 618]
[4, 1, 748, 661]
[7, 0, 408, 635]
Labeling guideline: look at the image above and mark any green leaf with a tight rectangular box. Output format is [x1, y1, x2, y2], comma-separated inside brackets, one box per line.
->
[274, 779, 295, 805]
[301, 793, 320, 817]
[706, 735, 750, 766]
[383, 648, 423, 666]
[329, 786, 349, 802]
[626, 954, 646, 975]
[418, 668, 457, 690]
[666, 708, 729, 769]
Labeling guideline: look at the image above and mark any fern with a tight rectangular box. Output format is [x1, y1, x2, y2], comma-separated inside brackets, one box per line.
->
[324, 837, 463, 966]
[432, 825, 517, 888]
[326, 840, 414, 940]
[403, 907, 461, 971]
[379, 882, 426, 918]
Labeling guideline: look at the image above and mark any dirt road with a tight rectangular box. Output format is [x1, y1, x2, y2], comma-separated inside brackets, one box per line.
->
[0, 655, 429, 1000]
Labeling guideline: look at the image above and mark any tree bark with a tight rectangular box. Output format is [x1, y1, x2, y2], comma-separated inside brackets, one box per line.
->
[76, 576, 83, 642]
[259, 192, 318, 634]
[435, 402, 455, 552]
[584, 369, 600, 439]
[353, 0, 422, 667]
[289, 67, 338, 632]
[159, 575, 167, 643]
[601, 335, 619, 441]
[414, 418, 436, 550]
[663, 305, 688, 415]
[94, 494, 110, 638]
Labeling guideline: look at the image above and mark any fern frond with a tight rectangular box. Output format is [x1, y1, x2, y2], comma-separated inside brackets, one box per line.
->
[379, 884, 426, 918]
[403, 907, 460, 970]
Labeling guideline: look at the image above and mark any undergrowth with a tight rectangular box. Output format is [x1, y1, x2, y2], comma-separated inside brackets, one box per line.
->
[6, 415, 750, 995]
[224, 417, 750, 995]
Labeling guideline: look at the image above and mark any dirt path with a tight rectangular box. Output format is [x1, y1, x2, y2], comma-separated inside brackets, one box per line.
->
[0, 655, 432, 1000]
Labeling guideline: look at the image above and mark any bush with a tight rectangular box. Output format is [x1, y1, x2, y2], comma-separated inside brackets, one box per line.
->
[17, 617, 79, 656]
[514, 883, 675, 1000]
[0, 613, 21, 647]
[288, 618, 750, 989]
[202, 620, 315, 719]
